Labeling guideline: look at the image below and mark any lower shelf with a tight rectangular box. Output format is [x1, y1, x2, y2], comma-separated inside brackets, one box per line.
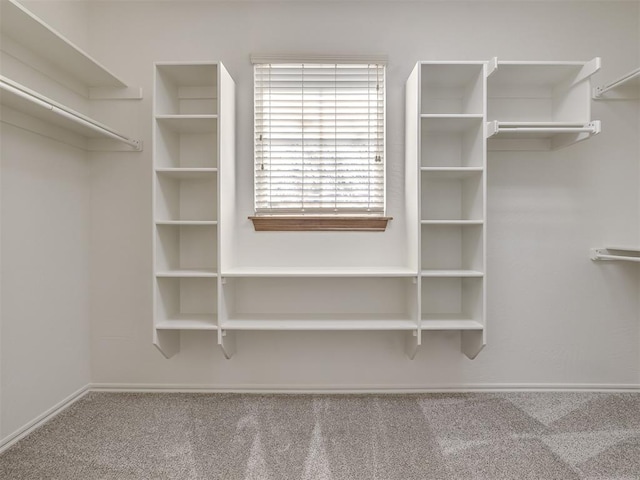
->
[421, 316, 484, 331]
[156, 314, 218, 330]
[221, 314, 417, 331]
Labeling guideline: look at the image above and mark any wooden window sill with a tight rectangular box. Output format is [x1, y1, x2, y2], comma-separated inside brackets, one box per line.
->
[249, 216, 392, 232]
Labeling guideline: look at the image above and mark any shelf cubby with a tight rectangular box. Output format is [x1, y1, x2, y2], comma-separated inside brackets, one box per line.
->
[420, 172, 483, 221]
[420, 115, 484, 167]
[421, 224, 483, 273]
[155, 175, 217, 222]
[420, 63, 485, 115]
[155, 224, 217, 273]
[155, 63, 218, 115]
[421, 277, 484, 325]
[155, 118, 217, 168]
[155, 277, 218, 329]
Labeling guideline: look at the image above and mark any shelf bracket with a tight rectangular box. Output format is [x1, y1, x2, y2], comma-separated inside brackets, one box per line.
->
[154, 330, 180, 359]
[569, 57, 601, 88]
[405, 330, 420, 360]
[486, 57, 498, 77]
[461, 331, 484, 360]
[218, 330, 236, 359]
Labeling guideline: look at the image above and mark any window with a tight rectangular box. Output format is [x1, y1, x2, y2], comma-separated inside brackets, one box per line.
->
[251, 55, 390, 231]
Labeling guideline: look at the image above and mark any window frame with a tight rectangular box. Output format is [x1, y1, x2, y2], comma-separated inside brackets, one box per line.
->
[250, 55, 391, 232]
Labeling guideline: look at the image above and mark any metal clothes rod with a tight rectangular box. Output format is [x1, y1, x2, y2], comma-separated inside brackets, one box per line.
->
[598, 67, 640, 96]
[0, 79, 141, 150]
[498, 127, 597, 133]
[594, 254, 640, 263]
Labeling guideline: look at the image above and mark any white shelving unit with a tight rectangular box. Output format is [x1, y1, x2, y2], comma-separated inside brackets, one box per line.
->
[407, 61, 489, 360]
[218, 273, 420, 358]
[0, 0, 142, 151]
[487, 59, 601, 150]
[593, 67, 640, 100]
[152, 62, 235, 359]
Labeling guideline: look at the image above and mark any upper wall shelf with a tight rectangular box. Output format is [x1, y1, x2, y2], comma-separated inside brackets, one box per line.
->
[593, 67, 640, 100]
[0, 0, 133, 93]
[487, 59, 600, 150]
[0, 76, 142, 151]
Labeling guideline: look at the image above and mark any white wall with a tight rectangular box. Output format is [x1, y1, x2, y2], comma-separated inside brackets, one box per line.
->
[0, 127, 91, 438]
[0, 0, 91, 442]
[44, 0, 630, 388]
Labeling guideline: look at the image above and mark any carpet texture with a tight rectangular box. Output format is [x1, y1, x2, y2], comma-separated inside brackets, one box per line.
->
[1, 392, 639, 479]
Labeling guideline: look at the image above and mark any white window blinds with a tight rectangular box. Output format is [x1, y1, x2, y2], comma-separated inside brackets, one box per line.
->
[254, 61, 386, 215]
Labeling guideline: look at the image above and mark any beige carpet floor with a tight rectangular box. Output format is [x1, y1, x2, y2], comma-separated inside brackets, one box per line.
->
[1, 392, 639, 479]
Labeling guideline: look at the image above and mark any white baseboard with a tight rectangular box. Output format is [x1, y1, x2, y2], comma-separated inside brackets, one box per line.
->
[89, 382, 640, 394]
[0, 385, 90, 454]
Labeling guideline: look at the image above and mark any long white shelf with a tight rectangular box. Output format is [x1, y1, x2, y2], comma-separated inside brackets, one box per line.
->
[421, 318, 484, 331]
[155, 168, 218, 179]
[489, 60, 600, 88]
[421, 270, 484, 277]
[0, 77, 142, 151]
[221, 266, 418, 277]
[1, 0, 127, 89]
[156, 269, 218, 278]
[420, 167, 483, 179]
[421, 220, 483, 226]
[421, 114, 484, 133]
[155, 220, 218, 226]
[591, 246, 640, 263]
[593, 67, 640, 99]
[156, 315, 218, 331]
[221, 314, 417, 331]
[156, 115, 217, 133]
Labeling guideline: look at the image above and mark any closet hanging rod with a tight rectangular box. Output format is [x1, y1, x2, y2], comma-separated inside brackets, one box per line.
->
[0, 79, 141, 150]
[595, 67, 640, 97]
[498, 127, 596, 133]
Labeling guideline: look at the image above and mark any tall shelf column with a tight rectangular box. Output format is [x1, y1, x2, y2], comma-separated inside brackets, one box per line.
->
[407, 61, 489, 359]
[152, 62, 235, 358]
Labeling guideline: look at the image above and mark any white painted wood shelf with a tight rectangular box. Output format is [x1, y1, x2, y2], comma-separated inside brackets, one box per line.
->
[221, 266, 418, 277]
[156, 315, 218, 331]
[1, 0, 127, 89]
[155, 115, 217, 133]
[155, 168, 218, 179]
[593, 67, 640, 99]
[221, 315, 417, 331]
[421, 318, 484, 331]
[421, 270, 484, 277]
[156, 270, 218, 278]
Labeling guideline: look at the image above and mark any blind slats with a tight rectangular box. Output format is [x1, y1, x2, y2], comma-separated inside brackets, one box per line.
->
[254, 62, 385, 214]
